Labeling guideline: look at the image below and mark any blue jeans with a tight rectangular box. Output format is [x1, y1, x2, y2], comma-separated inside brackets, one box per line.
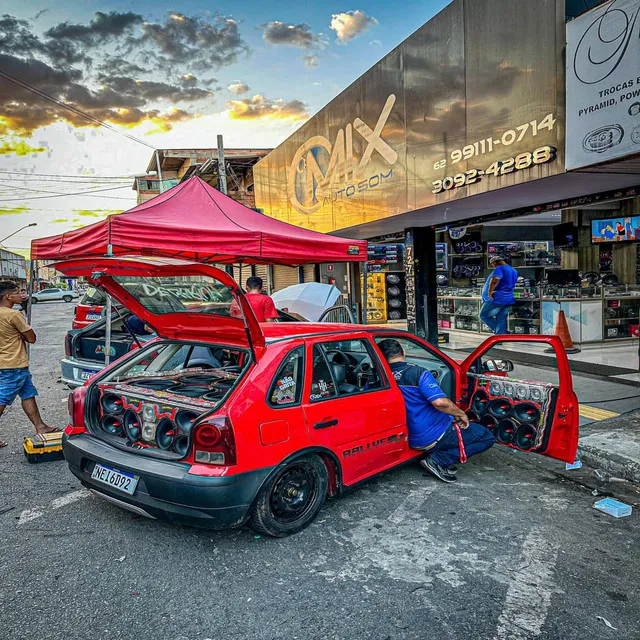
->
[0, 367, 38, 406]
[480, 301, 511, 334]
[430, 422, 496, 467]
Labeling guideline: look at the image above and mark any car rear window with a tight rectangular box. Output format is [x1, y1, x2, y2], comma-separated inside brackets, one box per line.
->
[268, 347, 304, 407]
[112, 275, 235, 317]
[81, 287, 106, 306]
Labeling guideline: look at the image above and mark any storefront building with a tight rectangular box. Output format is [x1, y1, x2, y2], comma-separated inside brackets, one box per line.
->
[254, 0, 640, 347]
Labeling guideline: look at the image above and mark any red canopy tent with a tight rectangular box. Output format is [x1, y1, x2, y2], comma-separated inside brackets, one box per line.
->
[31, 176, 367, 265]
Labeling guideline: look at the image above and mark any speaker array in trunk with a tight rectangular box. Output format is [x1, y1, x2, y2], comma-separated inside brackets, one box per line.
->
[467, 379, 547, 452]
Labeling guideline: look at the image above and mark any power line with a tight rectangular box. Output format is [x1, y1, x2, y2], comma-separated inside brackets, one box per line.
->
[0, 69, 157, 151]
[0, 184, 136, 202]
[0, 175, 132, 185]
[0, 170, 137, 180]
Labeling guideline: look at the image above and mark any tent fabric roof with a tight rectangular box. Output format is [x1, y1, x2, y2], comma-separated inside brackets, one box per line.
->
[31, 177, 367, 265]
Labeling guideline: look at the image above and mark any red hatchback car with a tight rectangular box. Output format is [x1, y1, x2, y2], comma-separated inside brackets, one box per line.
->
[58, 258, 579, 537]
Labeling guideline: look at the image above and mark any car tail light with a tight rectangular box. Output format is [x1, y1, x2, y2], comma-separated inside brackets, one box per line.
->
[64, 332, 72, 357]
[65, 387, 88, 435]
[192, 417, 236, 465]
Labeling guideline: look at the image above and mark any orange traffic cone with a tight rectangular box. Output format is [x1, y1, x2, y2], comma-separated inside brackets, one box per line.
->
[552, 309, 581, 354]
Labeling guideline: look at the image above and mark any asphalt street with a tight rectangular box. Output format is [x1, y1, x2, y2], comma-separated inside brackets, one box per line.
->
[0, 303, 638, 640]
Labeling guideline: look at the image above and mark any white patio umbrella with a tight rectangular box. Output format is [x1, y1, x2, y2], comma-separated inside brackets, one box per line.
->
[271, 282, 341, 322]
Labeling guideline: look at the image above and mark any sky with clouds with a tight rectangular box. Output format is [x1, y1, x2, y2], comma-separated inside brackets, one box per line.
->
[0, 0, 448, 254]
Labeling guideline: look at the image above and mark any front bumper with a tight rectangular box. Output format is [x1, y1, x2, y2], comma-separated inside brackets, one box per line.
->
[62, 433, 273, 529]
[60, 357, 103, 388]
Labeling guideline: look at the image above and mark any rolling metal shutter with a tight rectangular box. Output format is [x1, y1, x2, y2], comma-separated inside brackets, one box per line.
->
[302, 264, 316, 283]
[272, 265, 300, 292]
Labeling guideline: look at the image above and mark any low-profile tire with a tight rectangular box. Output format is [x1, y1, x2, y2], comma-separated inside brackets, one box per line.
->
[62, 295, 73, 302]
[31, 298, 38, 303]
[250, 455, 328, 537]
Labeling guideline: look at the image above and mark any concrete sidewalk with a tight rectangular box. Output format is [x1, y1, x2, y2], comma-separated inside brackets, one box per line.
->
[577, 410, 640, 485]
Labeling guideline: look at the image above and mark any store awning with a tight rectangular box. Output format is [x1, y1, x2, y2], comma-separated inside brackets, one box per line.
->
[31, 176, 367, 265]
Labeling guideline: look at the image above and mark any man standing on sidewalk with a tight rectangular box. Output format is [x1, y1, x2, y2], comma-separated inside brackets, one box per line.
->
[0, 280, 57, 447]
[479, 255, 518, 334]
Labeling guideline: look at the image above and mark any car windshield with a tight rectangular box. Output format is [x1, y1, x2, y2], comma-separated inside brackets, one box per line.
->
[112, 275, 236, 317]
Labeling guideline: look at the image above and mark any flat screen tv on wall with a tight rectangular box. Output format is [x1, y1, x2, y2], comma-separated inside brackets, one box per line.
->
[591, 216, 640, 244]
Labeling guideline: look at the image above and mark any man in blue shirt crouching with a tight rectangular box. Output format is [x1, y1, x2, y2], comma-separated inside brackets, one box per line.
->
[379, 339, 495, 483]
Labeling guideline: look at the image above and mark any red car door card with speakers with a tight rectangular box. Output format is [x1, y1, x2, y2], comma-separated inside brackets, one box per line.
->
[460, 335, 579, 463]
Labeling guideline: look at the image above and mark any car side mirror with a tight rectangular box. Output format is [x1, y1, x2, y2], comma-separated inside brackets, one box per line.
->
[482, 359, 514, 373]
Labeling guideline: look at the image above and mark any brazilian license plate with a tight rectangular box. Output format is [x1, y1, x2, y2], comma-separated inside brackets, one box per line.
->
[91, 463, 139, 495]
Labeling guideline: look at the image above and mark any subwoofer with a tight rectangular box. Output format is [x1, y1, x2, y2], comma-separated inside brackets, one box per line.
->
[131, 379, 176, 391]
[175, 410, 199, 431]
[481, 415, 497, 431]
[156, 418, 176, 450]
[513, 402, 540, 424]
[496, 419, 516, 445]
[100, 414, 123, 435]
[472, 390, 489, 414]
[174, 436, 189, 456]
[489, 398, 513, 419]
[466, 410, 480, 422]
[123, 409, 142, 441]
[514, 424, 536, 451]
[101, 392, 123, 414]
[169, 385, 210, 398]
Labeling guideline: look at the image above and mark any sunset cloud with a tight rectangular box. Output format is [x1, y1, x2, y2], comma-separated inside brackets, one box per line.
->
[259, 21, 323, 49]
[330, 10, 377, 42]
[228, 81, 250, 95]
[227, 95, 308, 121]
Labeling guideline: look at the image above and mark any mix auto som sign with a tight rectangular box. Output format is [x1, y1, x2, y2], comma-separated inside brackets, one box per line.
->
[287, 95, 398, 215]
[566, 0, 640, 169]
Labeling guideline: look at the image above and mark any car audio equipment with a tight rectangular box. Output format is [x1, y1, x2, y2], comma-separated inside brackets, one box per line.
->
[472, 389, 489, 413]
[489, 380, 504, 396]
[513, 402, 541, 424]
[466, 410, 480, 422]
[481, 415, 497, 431]
[496, 419, 516, 445]
[100, 415, 123, 435]
[156, 418, 176, 450]
[101, 392, 124, 414]
[131, 379, 177, 391]
[175, 410, 199, 431]
[503, 382, 515, 398]
[529, 387, 543, 402]
[168, 385, 211, 398]
[514, 384, 530, 401]
[514, 424, 536, 451]
[385, 272, 406, 320]
[489, 398, 514, 418]
[178, 374, 219, 384]
[174, 436, 189, 456]
[123, 409, 142, 441]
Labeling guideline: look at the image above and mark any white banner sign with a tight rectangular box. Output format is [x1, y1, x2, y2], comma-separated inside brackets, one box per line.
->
[566, 0, 640, 170]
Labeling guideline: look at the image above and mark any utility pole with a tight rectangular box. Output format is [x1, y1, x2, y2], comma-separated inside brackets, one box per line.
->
[155, 149, 164, 193]
[217, 134, 227, 195]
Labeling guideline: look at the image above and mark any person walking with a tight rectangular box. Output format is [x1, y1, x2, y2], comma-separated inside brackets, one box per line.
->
[378, 338, 495, 482]
[0, 280, 57, 447]
[479, 255, 518, 335]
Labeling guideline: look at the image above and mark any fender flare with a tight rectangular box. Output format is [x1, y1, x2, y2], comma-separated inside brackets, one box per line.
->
[247, 446, 344, 513]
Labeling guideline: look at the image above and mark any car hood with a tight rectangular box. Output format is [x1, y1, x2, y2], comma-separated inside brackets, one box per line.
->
[53, 257, 265, 356]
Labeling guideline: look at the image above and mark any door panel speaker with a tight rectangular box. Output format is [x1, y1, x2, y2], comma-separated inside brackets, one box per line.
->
[496, 419, 516, 445]
[514, 424, 536, 451]
[472, 389, 489, 414]
[513, 402, 541, 424]
[489, 398, 514, 418]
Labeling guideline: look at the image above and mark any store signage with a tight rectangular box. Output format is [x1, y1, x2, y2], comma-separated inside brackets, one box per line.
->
[432, 146, 557, 194]
[566, 0, 640, 169]
[448, 227, 467, 240]
[288, 95, 398, 214]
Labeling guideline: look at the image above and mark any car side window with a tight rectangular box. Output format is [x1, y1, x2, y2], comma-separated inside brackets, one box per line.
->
[309, 339, 386, 402]
[268, 347, 305, 407]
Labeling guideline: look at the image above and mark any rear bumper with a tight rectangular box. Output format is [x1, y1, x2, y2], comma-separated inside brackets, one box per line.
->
[62, 433, 273, 530]
[60, 357, 103, 388]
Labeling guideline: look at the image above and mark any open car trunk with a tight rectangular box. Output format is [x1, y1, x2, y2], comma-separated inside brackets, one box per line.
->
[85, 339, 249, 459]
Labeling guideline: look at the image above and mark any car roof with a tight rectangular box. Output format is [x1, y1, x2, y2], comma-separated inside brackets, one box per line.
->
[261, 322, 407, 342]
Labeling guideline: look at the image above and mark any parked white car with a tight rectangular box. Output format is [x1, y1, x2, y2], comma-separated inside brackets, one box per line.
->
[31, 287, 79, 303]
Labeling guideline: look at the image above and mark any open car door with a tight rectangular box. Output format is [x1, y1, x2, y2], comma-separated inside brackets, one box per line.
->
[460, 335, 579, 463]
[53, 257, 266, 359]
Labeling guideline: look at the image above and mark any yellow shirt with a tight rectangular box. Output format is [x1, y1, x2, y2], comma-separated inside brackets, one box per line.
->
[0, 307, 30, 369]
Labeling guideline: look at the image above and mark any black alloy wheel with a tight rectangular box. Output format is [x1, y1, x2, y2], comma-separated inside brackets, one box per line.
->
[250, 456, 328, 537]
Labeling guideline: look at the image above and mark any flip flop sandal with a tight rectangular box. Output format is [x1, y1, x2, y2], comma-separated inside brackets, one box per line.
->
[36, 427, 62, 435]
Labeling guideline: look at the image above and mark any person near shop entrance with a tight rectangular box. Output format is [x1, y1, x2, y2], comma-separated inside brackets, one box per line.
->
[378, 339, 495, 483]
[244, 276, 279, 323]
[0, 280, 58, 447]
[479, 256, 518, 335]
